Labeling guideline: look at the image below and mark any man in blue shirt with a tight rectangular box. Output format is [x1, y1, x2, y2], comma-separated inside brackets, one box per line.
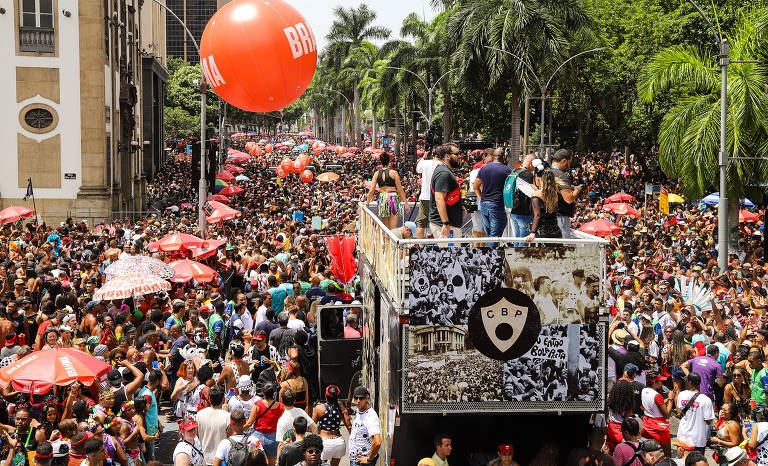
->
[268, 275, 287, 314]
[139, 369, 167, 460]
[305, 277, 326, 304]
[473, 148, 511, 247]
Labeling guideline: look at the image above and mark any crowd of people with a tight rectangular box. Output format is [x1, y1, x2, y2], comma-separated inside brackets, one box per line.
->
[0, 128, 764, 466]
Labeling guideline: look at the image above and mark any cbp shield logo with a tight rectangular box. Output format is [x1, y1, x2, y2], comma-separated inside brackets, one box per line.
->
[468, 287, 541, 360]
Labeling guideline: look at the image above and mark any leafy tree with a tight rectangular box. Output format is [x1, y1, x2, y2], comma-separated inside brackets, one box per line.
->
[326, 4, 391, 146]
[164, 107, 199, 139]
[638, 7, 768, 230]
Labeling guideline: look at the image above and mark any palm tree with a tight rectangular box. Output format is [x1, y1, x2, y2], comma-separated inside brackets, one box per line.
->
[638, 8, 768, 228]
[342, 41, 385, 148]
[326, 4, 391, 146]
[448, 0, 593, 159]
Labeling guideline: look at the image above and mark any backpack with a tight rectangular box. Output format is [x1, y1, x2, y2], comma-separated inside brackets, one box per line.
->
[503, 171, 520, 208]
[618, 441, 644, 466]
[226, 437, 249, 466]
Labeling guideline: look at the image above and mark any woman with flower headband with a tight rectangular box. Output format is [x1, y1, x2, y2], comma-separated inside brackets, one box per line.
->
[116, 402, 142, 466]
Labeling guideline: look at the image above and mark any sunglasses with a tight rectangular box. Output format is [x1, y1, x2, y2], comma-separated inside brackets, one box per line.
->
[353, 396, 368, 400]
[306, 449, 321, 455]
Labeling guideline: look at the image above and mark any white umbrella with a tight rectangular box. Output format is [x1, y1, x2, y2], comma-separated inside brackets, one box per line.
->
[235, 175, 251, 182]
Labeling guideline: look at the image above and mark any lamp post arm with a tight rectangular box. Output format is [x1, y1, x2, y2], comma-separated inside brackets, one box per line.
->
[384, 66, 429, 94]
[544, 47, 607, 91]
[686, 0, 722, 44]
[484, 46, 542, 88]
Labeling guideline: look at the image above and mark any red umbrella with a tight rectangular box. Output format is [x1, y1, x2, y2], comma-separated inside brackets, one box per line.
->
[224, 165, 245, 174]
[207, 201, 242, 223]
[169, 259, 218, 283]
[604, 193, 636, 204]
[148, 232, 204, 252]
[216, 172, 236, 183]
[0, 206, 35, 224]
[227, 155, 251, 164]
[603, 203, 641, 218]
[577, 219, 622, 237]
[219, 185, 244, 196]
[192, 239, 227, 260]
[207, 195, 230, 204]
[0, 348, 111, 393]
[739, 210, 760, 223]
[348, 147, 360, 153]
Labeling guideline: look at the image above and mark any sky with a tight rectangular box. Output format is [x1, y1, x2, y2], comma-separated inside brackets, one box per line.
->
[286, 0, 440, 53]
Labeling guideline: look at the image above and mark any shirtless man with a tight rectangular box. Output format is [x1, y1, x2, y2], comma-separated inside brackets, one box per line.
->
[217, 343, 251, 392]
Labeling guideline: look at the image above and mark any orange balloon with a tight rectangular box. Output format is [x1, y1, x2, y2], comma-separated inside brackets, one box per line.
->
[281, 158, 293, 172]
[276, 167, 287, 178]
[301, 169, 313, 183]
[335, 146, 344, 155]
[298, 154, 310, 166]
[249, 147, 259, 156]
[292, 160, 303, 173]
[265, 144, 273, 153]
[199, 0, 318, 112]
[313, 148, 323, 156]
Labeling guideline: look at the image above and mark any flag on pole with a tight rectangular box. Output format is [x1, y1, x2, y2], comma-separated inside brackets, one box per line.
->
[23, 179, 33, 201]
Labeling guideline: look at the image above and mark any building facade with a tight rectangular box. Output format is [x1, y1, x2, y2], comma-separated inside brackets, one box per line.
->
[410, 326, 466, 355]
[165, 0, 219, 64]
[0, 0, 167, 224]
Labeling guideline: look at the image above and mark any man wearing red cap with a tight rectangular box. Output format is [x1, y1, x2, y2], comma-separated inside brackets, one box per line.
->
[641, 370, 674, 457]
[490, 444, 518, 466]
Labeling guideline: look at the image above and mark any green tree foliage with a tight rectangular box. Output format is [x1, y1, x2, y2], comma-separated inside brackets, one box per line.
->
[638, 7, 768, 202]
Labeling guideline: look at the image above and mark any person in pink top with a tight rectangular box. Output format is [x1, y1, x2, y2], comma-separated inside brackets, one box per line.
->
[343, 314, 361, 338]
[612, 418, 643, 466]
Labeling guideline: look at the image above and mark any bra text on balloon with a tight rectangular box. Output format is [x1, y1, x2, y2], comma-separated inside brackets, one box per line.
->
[283, 22, 316, 59]
[201, 55, 226, 88]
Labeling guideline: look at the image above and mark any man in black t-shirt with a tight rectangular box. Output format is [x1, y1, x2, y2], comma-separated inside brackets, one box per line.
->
[428, 143, 464, 243]
[550, 148, 581, 238]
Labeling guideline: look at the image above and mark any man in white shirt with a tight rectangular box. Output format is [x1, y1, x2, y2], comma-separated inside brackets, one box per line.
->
[675, 373, 715, 453]
[349, 386, 381, 466]
[275, 388, 317, 444]
[415, 150, 439, 239]
[212, 410, 251, 466]
[287, 308, 305, 331]
[197, 385, 232, 465]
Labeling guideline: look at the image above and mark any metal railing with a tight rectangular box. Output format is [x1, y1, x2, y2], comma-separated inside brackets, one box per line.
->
[19, 26, 55, 53]
[357, 202, 609, 313]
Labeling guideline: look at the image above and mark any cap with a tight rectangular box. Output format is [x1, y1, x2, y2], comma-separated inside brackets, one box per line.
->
[86, 300, 102, 311]
[179, 419, 198, 431]
[236, 375, 252, 391]
[672, 437, 695, 451]
[14, 279, 24, 286]
[724, 446, 747, 465]
[640, 439, 662, 453]
[94, 344, 108, 357]
[253, 332, 266, 341]
[623, 363, 640, 377]
[5, 333, 16, 346]
[417, 459, 436, 466]
[647, 370, 668, 382]
[404, 221, 417, 237]
[86, 336, 100, 346]
[107, 369, 123, 387]
[497, 444, 514, 454]
[352, 386, 369, 398]
[73, 337, 86, 345]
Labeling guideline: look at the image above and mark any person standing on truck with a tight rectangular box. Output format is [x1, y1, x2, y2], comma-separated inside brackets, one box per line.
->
[474, 148, 511, 247]
[489, 444, 519, 466]
[509, 154, 535, 245]
[429, 144, 464, 242]
[549, 148, 581, 239]
[348, 386, 381, 466]
[431, 434, 452, 466]
[415, 150, 439, 239]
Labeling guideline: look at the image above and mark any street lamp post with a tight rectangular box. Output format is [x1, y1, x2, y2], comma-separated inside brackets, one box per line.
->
[384, 66, 455, 128]
[485, 46, 606, 161]
[686, 0, 729, 273]
[152, 0, 208, 237]
[324, 88, 352, 146]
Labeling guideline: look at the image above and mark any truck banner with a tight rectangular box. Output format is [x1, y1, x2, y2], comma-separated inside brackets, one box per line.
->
[404, 245, 604, 413]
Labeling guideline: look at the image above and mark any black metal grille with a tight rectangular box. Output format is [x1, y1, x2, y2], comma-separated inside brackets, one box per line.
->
[24, 108, 54, 129]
